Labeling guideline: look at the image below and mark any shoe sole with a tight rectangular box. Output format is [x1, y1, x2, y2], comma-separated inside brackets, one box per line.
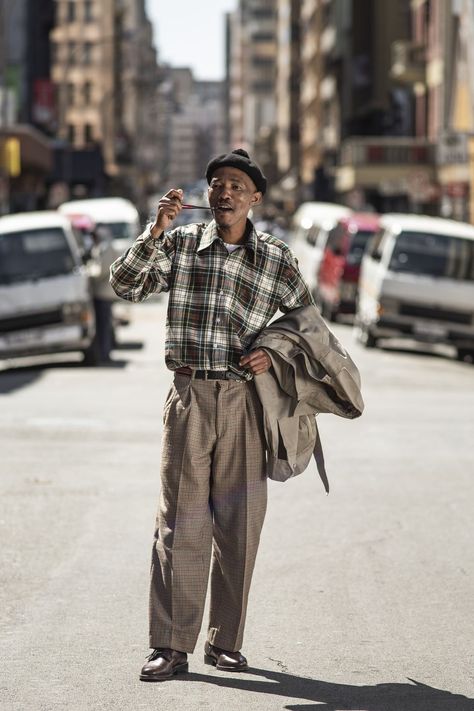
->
[204, 654, 248, 672]
[139, 661, 189, 682]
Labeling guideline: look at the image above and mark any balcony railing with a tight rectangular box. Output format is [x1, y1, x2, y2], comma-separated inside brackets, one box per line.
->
[340, 137, 435, 166]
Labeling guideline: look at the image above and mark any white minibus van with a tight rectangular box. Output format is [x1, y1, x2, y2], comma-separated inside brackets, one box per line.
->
[356, 213, 474, 360]
[0, 212, 98, 364]
[58, 197, 140, 257]
[290, 202, 352, 294]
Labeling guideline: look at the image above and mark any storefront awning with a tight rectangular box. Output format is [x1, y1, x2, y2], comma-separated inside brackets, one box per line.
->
[0, 124, 53, 174]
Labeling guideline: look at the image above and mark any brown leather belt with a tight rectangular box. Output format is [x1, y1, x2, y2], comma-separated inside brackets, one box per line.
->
[175, 367, 244, 381]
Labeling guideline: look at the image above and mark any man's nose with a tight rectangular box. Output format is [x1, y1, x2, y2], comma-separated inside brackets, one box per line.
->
[219, 184, 232, 198]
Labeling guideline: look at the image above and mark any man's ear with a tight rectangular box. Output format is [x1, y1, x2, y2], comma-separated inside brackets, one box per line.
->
[251, 191, 263, 207]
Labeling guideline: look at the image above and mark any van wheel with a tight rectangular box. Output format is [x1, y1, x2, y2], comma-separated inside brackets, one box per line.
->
[82, 336, 100, 366]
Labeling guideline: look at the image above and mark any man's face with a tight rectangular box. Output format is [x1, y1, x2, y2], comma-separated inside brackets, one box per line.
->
[208, 167, 262, 229]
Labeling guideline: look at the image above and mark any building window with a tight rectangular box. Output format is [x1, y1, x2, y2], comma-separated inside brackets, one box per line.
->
[67, 1, 75, 22]
[251, 32, 274, 43]
[83, 82, 92, 105]
[84, 1, 93, 22]
[68, 41, 76, 65]
[67, 124, 75, 144]
[84, 124, 94, 143]
[67, 83, 75, 106]
[83, 42, 93, 65]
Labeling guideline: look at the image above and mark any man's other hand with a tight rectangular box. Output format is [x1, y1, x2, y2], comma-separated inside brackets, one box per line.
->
[239, 349, 271, 375]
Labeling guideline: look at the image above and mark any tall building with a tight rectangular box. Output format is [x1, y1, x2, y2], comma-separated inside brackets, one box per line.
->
[0, 0, 54, 212]
[275, 0, 301, 193]
[162, 68, 226, 189]
[299, 0, 323, 192]
[226, 0, 278, 178]
[50, 0, 160, 210]
[326, 0, 436, 212]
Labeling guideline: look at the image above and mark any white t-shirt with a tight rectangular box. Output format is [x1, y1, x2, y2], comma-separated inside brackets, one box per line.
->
[224, 243, 241, 253]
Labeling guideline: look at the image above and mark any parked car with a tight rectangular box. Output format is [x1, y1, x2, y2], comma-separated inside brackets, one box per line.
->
[355, 213, 474, 361]
[315, 213, 380, 321]
[290, 202, 352, 294]
[0, 211, 99, 364]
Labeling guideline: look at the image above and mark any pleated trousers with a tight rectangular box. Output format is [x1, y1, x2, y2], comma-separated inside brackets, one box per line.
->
[149, 373, 267, 653]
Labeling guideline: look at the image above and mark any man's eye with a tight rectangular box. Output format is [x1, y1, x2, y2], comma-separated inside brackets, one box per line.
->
[232, 185, 243, 191]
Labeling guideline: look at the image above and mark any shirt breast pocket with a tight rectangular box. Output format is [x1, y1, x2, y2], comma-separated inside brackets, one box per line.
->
[229, 288, 277, 343]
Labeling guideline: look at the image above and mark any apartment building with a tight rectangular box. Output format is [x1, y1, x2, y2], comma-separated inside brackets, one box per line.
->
[50, 0, 160, 209]
[427, 0, 474, 222]
[275, 0, 301, 191]
[334, 0, 434, 212]
[226, 0, 278, 177]
[0, 0, 55, 212]
[164, 68, 226, 189]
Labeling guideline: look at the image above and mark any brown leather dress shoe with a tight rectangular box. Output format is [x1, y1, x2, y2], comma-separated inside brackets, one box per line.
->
[204, 641, 248, 671]
[139, 648, 188, 682]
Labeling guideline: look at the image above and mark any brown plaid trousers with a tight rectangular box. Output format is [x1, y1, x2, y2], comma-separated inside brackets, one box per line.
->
[149, 373, 268, 653]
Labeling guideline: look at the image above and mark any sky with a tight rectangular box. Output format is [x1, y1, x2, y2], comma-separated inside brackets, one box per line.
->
[145, 1, 238, 81]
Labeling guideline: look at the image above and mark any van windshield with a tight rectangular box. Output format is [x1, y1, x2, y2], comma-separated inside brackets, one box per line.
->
[0, 228, 76, 285]
[389, 231, 474, 280]
[347, 230, 375, 265]
[98, 222, 136, 240]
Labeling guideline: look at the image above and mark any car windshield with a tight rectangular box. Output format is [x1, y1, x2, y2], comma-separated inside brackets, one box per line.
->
[0, 228, 76, 284]
[347, 230, 374, 265]
[389, 230, 474, 280]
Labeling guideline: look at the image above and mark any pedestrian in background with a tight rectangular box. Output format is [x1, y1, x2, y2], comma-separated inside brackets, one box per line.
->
[90, 224, 117, 364]
[110, 149, 315, 680]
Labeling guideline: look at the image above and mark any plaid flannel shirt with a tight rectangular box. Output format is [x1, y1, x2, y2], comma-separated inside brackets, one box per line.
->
[110, 219, 314, 379]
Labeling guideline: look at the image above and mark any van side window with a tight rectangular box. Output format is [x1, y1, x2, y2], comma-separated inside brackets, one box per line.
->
[306, 225, 319, 246]
[389, 231, 474, 280]
[367, 229, 385, 261]
[326, 224, 344, 254]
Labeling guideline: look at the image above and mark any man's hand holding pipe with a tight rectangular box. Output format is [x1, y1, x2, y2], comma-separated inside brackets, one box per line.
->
[150, 188, 184, 238]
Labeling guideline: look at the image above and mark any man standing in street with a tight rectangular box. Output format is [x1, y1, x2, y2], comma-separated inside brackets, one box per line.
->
[110, 149, 314, 681]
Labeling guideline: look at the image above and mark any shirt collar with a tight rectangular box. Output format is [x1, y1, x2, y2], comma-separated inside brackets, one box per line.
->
[197, 219, 258, 265]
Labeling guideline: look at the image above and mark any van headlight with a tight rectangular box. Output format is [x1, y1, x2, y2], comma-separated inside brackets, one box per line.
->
[377, 298, 398, 316]
[62, 302, 92, 324]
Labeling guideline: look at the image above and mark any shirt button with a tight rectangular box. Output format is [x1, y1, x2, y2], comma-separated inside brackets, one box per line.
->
[213, 344, 218, 349]
[219, 290, 224, 296]
[216, 319, 220, 324]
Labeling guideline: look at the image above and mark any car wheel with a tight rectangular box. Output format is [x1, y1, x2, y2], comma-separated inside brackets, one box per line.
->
[456, 348, 474, 363]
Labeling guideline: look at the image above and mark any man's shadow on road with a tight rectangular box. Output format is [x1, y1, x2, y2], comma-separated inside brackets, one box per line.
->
[184, 667, 474, 711]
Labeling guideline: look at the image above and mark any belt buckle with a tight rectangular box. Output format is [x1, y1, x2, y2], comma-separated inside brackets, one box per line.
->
[227, 371, 243, 382]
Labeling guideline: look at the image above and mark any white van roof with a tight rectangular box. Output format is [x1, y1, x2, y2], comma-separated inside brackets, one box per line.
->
[293, 201, 352, 229]
[0, 211, 72, 234]
[380, 213, 474, 241]
[58, 197, 139, 223]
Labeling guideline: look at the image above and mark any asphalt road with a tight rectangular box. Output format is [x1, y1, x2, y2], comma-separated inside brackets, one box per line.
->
[1, 299, 473, 711]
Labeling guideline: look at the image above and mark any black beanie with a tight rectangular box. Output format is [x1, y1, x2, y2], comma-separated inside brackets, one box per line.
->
[206, 148, 267, 195]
